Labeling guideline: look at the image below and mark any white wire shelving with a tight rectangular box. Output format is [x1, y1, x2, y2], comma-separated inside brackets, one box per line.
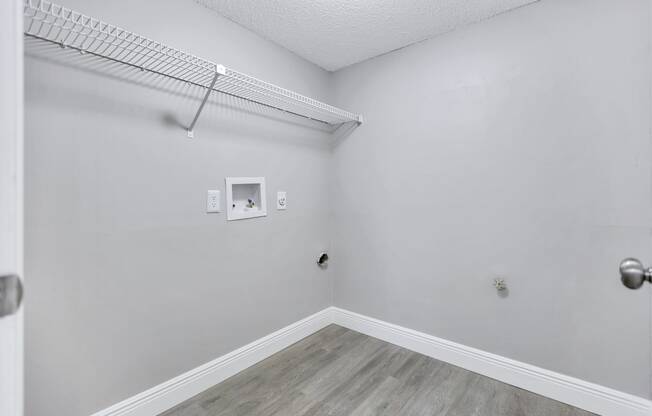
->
[23, 0, 363, 137]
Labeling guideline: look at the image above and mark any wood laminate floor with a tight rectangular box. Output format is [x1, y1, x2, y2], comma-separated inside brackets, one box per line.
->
[160, 325, 597, 416]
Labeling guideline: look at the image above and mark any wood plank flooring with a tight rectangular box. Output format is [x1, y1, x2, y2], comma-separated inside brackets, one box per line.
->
[160, 325, 597, 416]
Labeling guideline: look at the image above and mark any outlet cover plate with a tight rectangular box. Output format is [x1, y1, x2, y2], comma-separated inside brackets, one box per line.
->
[207, 190, 221, 213]
[277, 191, 287, 210]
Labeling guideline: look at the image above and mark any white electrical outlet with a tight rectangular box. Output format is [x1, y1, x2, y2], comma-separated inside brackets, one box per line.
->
[207, 190, 220, 213]
[277, 191, 287, 210]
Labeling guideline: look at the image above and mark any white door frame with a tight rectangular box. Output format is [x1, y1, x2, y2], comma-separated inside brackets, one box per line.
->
[0, 0, 24, 415]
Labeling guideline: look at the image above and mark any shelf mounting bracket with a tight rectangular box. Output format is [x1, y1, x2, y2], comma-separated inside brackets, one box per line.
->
[187, 64, 226, 138]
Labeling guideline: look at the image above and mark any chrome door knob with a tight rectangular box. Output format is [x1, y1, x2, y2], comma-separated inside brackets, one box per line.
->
[0, 274, 23, 318]
[619, 258, 652, 290]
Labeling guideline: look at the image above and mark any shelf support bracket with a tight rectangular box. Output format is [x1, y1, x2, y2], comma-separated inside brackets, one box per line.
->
[187, 64, 226, 138]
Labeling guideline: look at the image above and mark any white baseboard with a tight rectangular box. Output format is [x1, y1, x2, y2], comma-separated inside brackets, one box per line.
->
[91, 306, 652, 416]
[330, 307, 652, 416]
[90, 308, 333, 416]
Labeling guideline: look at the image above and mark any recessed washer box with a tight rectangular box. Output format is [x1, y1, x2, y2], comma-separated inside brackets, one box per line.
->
[225, 177, 267, 221]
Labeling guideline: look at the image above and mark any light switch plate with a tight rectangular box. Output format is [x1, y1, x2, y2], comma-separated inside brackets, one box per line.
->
[207, 190, 220, 213]
[277, 191, 287, 210]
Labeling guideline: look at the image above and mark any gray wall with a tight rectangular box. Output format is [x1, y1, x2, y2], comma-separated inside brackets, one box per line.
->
[24, 1, 334, 415]
[331, 0, 652, 398]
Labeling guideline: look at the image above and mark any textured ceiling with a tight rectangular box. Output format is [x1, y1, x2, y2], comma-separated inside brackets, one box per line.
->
[196, 0, 538, 71]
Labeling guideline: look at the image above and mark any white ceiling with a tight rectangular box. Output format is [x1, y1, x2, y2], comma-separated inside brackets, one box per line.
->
[196, 0, 538, 71]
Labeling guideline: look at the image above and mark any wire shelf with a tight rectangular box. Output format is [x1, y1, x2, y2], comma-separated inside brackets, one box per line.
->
[23, 0, 362, 134]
